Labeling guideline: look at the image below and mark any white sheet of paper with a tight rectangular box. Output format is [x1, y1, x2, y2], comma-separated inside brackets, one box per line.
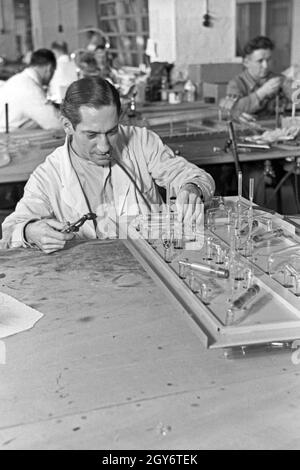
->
[0, 340, 6, 363]
[0, 291, 43, 339]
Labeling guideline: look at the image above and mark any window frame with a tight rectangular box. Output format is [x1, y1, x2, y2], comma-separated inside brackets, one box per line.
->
[235, 0, 267, 57]
[96, 0, 149, 67]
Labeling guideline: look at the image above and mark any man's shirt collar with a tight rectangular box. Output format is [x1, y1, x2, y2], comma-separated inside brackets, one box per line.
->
[242, 69, 273, 91]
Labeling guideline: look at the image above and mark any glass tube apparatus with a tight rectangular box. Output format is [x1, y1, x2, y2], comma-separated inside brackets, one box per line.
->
[226, 284, 260, 325]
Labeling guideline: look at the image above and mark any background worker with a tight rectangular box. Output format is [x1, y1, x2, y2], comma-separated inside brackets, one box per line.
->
[218, 36, 293, 203]
[223, 35, 292, 120]
[94, 44, 114, 82]
[48, 41, 77, 104]
[0, 48, 62, 131]
[76, 51, 100, 78]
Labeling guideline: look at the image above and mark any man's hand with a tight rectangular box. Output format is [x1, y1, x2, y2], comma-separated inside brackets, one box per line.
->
[25, 219, 74, 254]
[176, 183, 203, 225]
[257, 76, 282, 100]
[219, 95, 238, 112]
[237, 112, 257, 125]
[235, 112, 266, 131]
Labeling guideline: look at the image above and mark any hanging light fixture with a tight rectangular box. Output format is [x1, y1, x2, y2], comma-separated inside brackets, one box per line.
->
[57, 0, 64, 33]
[203, 0, 212, 27]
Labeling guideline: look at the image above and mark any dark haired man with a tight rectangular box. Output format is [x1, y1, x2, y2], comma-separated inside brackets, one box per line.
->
[216, 36, 294, 203]
[223, 35, 292, 118]
[0, 48, 61, 131]
[1, 77, 215, 253]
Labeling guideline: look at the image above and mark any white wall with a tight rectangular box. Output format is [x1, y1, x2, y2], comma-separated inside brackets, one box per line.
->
[0, 0, 18, 59]
[148, 0, 237, 67]
[175, 0, 236, 66]
[291, 0, 300, 66]
[148, 0, 176, 63]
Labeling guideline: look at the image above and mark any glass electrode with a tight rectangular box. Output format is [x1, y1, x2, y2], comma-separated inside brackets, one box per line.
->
[179, 260, 229, 279]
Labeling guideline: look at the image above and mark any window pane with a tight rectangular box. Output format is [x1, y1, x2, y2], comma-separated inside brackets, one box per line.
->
[125, 18, 137, 32]
[108, 36, 118, 49]
[141, 0, 148, 15]
[97, 0, 149, 65]
[131, 53, 139, 67]
[271, 7, 288, 25]
[142, 16, 149, 32]
[123, 1, 131, 15]
[99, 2, 116, 16]
[249, 3, 261, 38]
[236, 2, 262, 56]
[121, 36, 137, 50]
[99, 19, 119, 32]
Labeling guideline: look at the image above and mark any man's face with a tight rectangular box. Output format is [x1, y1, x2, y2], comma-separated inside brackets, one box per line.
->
[244, 48, 273, 80]
[70, 105, 119, 166]
[95, 48, 107, 68]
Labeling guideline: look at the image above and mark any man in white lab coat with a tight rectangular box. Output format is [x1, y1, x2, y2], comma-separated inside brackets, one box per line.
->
[1, 77, 215, 254]
[0, 49, 62, 131]
[48, 41, 78, 104]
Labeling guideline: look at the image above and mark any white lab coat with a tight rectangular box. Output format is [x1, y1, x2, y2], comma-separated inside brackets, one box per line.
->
[1, 125, 215, 247]
[0, 68, 62, 131]
[48, 55, 78, 104]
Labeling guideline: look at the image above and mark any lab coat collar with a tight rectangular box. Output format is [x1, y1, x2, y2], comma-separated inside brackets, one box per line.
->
[23, 67, 43, 88]
[59, 137, 95, 237]
[58, 132, 135, 229]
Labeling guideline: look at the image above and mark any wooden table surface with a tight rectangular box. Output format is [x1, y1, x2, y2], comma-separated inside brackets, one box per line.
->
[0, 131, 65, 184]
[0, 240, 299, 450]
[165, 133, 300, 166]
[0, 145, 51, 183]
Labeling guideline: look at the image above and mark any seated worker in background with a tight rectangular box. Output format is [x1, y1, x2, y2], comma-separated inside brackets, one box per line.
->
[76, 51, 100, 78]
[221, 35, 292, 121]
[1, 77, 215, 254]
[218, 36, 292, 203]
[86, 30, 100, 52]
[48, 41, 78, 104]
[94, 44, 114, 82]
[0, 49, 62, 131]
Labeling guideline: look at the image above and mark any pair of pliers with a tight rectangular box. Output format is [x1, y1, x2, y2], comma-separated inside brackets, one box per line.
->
[61, 212, 97, 233]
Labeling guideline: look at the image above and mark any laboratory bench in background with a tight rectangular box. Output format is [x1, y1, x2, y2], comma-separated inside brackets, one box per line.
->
[0, 105, 299, 218]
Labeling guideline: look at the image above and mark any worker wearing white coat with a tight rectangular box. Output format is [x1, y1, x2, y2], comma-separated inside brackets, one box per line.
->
[0, 49, 62, 132]
[1, 77, 215, 254]
[48, 41, 78, 104]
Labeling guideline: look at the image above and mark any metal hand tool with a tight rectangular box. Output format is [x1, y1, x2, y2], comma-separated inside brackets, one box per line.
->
[61, 212, 97, 233]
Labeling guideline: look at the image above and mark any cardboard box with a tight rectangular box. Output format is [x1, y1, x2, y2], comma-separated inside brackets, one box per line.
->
[189, 63, 243, 82]
[188, 63, 243, 99]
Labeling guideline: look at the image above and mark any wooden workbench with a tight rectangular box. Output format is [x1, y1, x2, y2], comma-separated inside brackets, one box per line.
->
[165, 133, 300, 165]
[0, 130, 65, 184]
[0, 239, 300, 450]
[1, 128, 299, 184]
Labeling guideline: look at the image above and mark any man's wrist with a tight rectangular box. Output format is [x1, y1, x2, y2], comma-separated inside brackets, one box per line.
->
[23, 219, 38, 247]
[256, 89, 265, 102]
[182, 183, 204, 201]
[257, 83, 273, 101]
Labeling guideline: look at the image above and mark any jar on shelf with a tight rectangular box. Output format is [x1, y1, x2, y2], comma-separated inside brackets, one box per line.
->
[160, 75, 168, 101]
